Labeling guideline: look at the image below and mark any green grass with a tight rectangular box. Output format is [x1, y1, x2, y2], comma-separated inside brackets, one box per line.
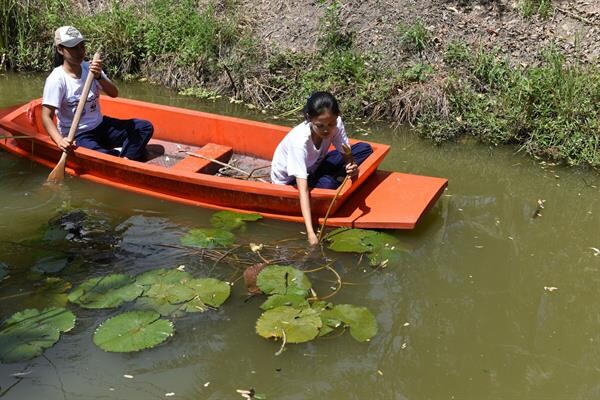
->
[418, 46, 600, 167]
[397, 20, 431, 54]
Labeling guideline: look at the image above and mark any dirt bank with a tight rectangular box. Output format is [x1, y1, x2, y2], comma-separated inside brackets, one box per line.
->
[241, 0, 600, 68]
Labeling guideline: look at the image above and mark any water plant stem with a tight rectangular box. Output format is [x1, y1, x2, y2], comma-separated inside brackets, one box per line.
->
[317, 174, 349, 243]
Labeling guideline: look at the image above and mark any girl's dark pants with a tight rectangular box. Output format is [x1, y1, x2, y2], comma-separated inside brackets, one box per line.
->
[308, 142, 373, 189]
[75, 116, 154, 161]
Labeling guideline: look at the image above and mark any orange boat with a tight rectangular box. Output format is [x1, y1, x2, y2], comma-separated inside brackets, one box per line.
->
[0, 97, 447, 229]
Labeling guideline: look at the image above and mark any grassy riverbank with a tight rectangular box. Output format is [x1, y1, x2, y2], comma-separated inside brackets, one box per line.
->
[1, 0, 598, 168]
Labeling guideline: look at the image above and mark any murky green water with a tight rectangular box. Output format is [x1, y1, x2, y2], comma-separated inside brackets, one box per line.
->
[1, 72, 599, 399]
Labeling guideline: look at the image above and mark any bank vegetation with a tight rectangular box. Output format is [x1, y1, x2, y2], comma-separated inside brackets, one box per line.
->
[1, 0, 598, 168]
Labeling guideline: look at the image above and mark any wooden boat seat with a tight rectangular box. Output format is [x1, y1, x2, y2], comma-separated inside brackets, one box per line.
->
[171, 143, 233, 174]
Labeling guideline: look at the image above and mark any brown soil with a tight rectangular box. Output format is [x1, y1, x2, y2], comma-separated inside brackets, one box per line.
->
[240, 0, 600, 68]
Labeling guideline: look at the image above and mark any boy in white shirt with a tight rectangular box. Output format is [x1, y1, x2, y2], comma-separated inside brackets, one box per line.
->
[42, 26, 153, 161]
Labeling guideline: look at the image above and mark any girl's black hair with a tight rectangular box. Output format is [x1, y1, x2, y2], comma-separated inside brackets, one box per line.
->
[53, 46, 64, 67]
[303, 91, 340, 120]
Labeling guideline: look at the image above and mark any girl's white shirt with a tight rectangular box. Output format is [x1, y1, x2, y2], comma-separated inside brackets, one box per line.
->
[42, 61, 108, 136]
[270, 116, 349, 184]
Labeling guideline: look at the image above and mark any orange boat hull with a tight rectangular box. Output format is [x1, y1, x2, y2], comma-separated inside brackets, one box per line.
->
[0, 98, 447, 229]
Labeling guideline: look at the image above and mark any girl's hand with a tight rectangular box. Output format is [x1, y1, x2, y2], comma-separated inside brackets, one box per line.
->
[307, 231, 319, 246]
[345, 162, 358, 177]
[89, 58, 103, 79]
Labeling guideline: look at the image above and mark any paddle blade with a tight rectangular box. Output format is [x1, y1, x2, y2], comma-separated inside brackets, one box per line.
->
[47, 153, 67, 183]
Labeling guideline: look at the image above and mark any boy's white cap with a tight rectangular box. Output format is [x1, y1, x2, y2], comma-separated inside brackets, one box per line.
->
[54, 26, 85, 47]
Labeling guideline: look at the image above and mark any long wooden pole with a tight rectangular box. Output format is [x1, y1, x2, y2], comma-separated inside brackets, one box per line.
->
[47, 49, 102, 183]
[317, 144, 354, 242]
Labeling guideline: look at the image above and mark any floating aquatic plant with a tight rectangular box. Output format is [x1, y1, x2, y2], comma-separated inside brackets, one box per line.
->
[93, 310, 174, 353]
[68, 274, 144, 309]
[25, 277, 72, 308]
[256, 306, 322, 343]
[0, 307, 76, 363]
[320, 304, 378, 342]
[32, 255, 69, 274]
[210, 210, 262, 231]
[253, 266, 378, 345]
[325, 227, 407, 266]
[256, 265, 312, 297]
[135, 268, 231, 316]
[260, 294, 309, 311]
[180, 228, 235, 248]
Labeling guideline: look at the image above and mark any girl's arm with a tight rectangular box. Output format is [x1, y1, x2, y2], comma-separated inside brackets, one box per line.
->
[41, 105, 74, 152]
[296, 177, 319, 245]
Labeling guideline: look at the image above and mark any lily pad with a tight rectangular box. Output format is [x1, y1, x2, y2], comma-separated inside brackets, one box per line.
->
[210, 211, 262, 231]
[320, 304, 378, 342]
[180, 228, 235, 248]
[135, 271, 230, 315]
[0, 307, 76, 363]
[32, 255, 68, 274]
[256, 265, 312, 297]
[256, 306, 322, 343]
[68, 274, 144, 309]
[260, 294, 310, 311]
[185, 278, 231, 307]
[25, 278, 72, 308]
[93, 310, 174, 353]
[325, 228, 407, 266]
[134, 296, 180, 316]
[136, 268, 193, 288]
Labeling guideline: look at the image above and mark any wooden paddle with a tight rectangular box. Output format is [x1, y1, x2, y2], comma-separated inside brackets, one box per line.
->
[317, 143, 354, 242]
[47, 49, 102, 183]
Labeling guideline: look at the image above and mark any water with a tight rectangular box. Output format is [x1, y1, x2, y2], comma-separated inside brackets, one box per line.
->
[1, 72, 599, 399]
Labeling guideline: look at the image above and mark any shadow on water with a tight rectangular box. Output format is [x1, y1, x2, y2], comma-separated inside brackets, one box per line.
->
[1, 72, 600, 399]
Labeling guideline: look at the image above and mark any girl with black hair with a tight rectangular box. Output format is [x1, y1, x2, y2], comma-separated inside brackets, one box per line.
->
[271, 91, 372, 245]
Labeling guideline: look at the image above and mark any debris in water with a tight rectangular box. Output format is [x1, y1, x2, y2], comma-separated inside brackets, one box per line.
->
[532, 199, 546, 218]
[590, 247, 600, 256]
[544, 286, 558, 292]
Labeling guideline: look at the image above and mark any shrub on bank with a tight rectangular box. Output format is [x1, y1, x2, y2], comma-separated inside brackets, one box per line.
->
[418, 46, 600, 167]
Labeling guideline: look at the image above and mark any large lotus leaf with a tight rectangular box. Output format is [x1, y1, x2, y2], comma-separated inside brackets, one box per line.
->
[0, 307, 76, 363]
[256, 265, 312, 297]
[136, 268, 193, 289]
[320, 304, 378, 342]
[210, 211, 262, 231]
[93, 311, 174, 353]
[326, 228, 408, 266]
[25, 278, 72, 308]
[256, 306, 322, 343]
[134, 296, 183, 316]
[310, 301, 341, 337]
[185, 278, 231, 307]
[260, 294, 310, 311]
[180, 228, 235, 249]
[68, 274, 144, 309]
[144, 280, 197, 304]
[0, 262, 8, 280]
[325, 228, 380, 253]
